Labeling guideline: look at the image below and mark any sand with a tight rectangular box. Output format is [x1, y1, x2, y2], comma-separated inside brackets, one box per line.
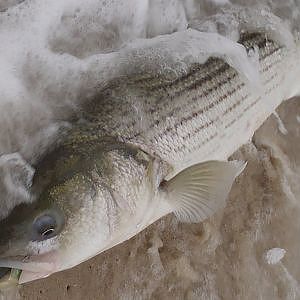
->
[20, 97, 300, 299]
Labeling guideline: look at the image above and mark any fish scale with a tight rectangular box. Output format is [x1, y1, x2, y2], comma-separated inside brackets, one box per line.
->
[74, 32, 293, 176]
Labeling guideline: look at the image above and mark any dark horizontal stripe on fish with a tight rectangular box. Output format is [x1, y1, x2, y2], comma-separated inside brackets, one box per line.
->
[151, 57, 283, 151]
[130, 32, 265, 89]
[128, 48, 282, 146]
[222, 59, 282, 117]
[104, 66, 239, 135]
[131, 57, 224, 91]
[92, 38, 282, 126]
[156, 44, 281, 98]
[146, 66, 238, 123]
[220, 69, 281, 128]
[91, 46, 282, 135]
[149, 70, 240, 121]
[224, 78, 283, 130]
[149, 59, 229, 93]
[224, 96, 261, 130]
[142, 35, 280, 94]
[145, 45, 281, 119]
[137, 33, 270, 91]
[153, 92, 249, 154]
[147, 82, 246, 140]
[176, 131, 219, 155]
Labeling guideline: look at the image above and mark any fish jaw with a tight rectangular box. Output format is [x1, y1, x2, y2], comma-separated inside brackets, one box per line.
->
[19, 270, 52, 284]
[0, 250, 60, 284]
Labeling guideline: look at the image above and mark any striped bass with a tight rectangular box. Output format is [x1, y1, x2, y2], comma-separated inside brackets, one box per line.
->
[0, 31, 299, 285]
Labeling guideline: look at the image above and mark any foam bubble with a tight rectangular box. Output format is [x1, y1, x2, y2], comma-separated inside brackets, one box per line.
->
[264, 248, 287, 265]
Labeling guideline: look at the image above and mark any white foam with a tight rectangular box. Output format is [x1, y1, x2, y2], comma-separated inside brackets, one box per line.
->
[147, 0, 188, 37]
[0, 153, 35, 218]
[264, 248, 286, 265]
[273, 112, 288, 135]
[190, 5, 295, 48]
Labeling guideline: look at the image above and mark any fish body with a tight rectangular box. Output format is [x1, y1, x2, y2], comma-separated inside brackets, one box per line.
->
[0, 32, 299, 284]
[77, 32, 299, 175]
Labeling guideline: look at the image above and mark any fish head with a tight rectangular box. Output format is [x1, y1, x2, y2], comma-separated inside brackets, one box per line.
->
[0, 140, 161, 284]
[0, 198, 65, 283]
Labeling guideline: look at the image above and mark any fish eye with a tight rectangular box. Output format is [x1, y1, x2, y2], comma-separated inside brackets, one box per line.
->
[31, 211, 64, 241]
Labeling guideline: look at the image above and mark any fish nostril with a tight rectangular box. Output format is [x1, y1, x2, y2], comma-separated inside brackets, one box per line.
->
[0, 267, 10, 279]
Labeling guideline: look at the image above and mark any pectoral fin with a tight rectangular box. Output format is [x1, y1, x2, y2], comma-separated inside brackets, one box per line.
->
[160, 160, 246, 223]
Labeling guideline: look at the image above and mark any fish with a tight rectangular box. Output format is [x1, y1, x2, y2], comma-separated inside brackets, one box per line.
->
[0, 31, 299, 285]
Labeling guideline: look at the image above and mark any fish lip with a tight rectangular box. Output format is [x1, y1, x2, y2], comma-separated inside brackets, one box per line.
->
[0, 260, 54, 285]
[0, 250, 59, 283]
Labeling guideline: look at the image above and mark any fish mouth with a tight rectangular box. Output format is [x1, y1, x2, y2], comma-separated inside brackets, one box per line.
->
[0, 251, 59, 284]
